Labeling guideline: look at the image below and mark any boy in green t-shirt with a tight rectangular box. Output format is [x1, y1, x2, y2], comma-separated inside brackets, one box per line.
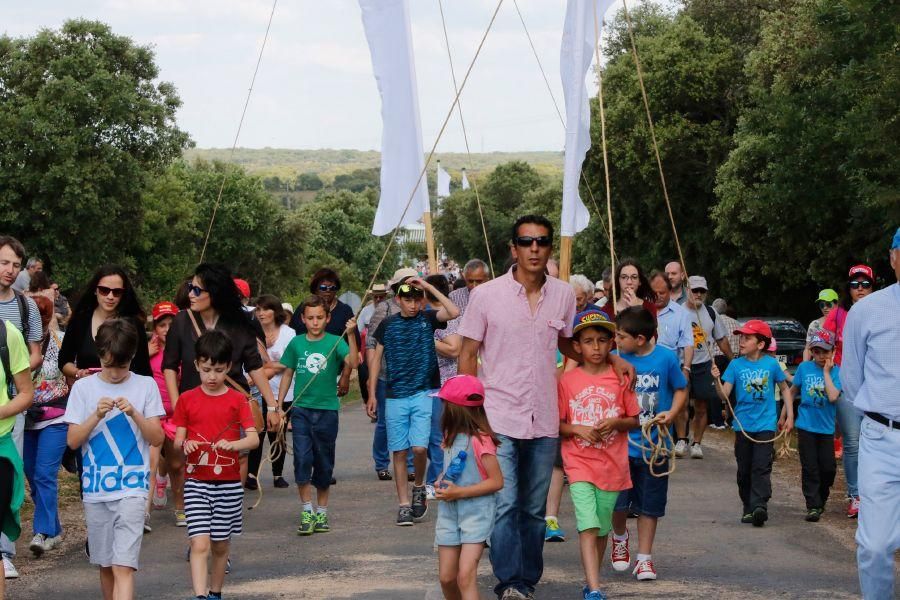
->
[278, 296, 358, 536]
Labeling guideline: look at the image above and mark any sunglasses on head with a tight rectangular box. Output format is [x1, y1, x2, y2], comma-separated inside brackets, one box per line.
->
[397, 284, 423, 296]
[96, 285, 125, 298]
[186, 283, 207, 296]
[848, 280, 872, 290]
[318, 284, 339, 292]
[817, 300, 837, 310]
[513, 235, 552, 248]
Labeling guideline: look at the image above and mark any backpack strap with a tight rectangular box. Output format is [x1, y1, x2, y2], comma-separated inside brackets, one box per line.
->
[706, 304, 717, 323]
[13, 291, 29, 342]
[0, 320, 11, 390]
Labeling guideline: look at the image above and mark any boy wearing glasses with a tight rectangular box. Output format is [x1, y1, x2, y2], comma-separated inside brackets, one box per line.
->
[367, 276, 458, 526]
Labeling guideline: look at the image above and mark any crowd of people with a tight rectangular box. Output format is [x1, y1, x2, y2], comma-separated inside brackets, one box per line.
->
[0, 222, 897, 600]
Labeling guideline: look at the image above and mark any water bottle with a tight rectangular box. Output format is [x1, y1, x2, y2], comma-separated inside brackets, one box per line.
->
[440, 450, 468, 488]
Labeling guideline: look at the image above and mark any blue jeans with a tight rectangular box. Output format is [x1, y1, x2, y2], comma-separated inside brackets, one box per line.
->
[426, 394, 443, 486]
[835, 396, 862, 497]
[291, 407, 338, 489]
[372, 379, 413, 472]
[23, 424, 68, 537]
[856, 416, 900, 599]
[489, 435, 557, 597]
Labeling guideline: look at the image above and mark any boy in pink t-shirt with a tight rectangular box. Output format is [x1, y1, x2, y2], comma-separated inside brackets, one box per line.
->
[558, 309, 639, 600]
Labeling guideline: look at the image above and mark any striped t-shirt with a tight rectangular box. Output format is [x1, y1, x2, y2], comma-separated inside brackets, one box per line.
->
[0, 293, 43, 343]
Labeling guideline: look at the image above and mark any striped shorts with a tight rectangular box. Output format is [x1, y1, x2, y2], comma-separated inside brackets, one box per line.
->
[184, 479, 244, 541]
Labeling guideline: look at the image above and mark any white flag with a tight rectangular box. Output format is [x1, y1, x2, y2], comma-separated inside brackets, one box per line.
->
[560, 0, 612, 237]
[436, 162, 451, 198]
[359, 0, 430, 236]
[461, 169, 470, 190]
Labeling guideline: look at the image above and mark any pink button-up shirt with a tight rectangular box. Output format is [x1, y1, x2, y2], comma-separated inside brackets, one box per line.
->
[458, 267, 576, 439]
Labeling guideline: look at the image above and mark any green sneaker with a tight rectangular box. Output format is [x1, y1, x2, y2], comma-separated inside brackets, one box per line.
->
[297, 510, 315, 536]
[314, 511, 330, 533]
[741, 512, 754, 524]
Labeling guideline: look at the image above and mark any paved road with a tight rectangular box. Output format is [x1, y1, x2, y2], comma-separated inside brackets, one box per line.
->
[10, 401, 867, 599]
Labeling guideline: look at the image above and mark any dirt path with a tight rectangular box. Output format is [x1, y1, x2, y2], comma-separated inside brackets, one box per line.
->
[8, 403, 872, 599]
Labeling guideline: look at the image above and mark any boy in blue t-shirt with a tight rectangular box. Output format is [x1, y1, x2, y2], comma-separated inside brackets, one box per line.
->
[712, 319, 793, 527]
[789, 331, 841, 522]
[609, 307, 687, 582]
[367, 276, 458, 526]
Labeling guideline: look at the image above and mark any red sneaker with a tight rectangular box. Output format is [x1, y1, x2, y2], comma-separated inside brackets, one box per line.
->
[847, 496, 860, 519]
[611, 532, 630, 572]
[633, 558, 658, 581]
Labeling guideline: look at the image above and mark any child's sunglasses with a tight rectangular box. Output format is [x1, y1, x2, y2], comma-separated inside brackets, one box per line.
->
[817, 300, 836, 310]
[848, 280, 872, 290]
[396, 284, 423, 296]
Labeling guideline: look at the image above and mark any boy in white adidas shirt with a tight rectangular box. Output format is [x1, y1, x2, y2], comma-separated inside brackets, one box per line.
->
[65, 318, 164, 600]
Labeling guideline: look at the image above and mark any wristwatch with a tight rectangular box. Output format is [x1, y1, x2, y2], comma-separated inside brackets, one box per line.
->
[266, 405, 278, 412]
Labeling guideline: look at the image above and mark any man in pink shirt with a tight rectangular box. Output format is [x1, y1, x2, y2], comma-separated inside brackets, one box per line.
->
[458, 215, 630, 600]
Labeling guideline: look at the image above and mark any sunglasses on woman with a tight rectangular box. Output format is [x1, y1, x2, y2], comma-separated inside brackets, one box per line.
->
[513, 235, 552, 248]
[848, 280, 872, 290]
[96, 285, 125, 298]
[186, 283, 208, 296]
[817, 300, 837, 310]
[318, 284, 339, 292]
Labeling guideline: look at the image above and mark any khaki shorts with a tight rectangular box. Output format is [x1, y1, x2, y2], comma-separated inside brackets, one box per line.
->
[84, 496, 146, 569]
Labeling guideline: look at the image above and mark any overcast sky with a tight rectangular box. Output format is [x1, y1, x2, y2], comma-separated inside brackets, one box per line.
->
[5, 1, 647, 152]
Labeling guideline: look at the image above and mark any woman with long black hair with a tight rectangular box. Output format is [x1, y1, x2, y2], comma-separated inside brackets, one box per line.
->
[162, 263, 280, 526]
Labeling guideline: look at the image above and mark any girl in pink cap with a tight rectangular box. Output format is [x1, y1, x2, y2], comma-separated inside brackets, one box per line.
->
[147, 301, 179, 523]
[433, 375, 504, 600]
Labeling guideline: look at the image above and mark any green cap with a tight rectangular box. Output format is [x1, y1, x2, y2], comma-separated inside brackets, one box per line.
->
[817, 289, 839, 303]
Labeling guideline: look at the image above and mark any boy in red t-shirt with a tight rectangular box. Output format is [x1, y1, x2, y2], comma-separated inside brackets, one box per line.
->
[173, 330, 259, 600]
[557, 309, 640, 600]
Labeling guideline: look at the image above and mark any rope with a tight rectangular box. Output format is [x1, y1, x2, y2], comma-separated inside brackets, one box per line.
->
[199, 0, 279, 263]
[436, 0, 494, 279]
[511, 0, 618, 267]
[627, 417, 677, 478]
[248, 0, 507, 508]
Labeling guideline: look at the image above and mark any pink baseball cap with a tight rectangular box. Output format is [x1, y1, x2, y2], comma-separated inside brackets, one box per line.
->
[734, 319, 773, 339]
[431, 375, 485, 407]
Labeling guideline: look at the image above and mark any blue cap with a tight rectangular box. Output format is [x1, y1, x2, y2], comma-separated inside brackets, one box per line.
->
[892, 227, 900, 250]
[573, 308, 616, 336]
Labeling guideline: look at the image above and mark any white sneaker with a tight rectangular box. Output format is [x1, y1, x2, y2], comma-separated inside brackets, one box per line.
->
[674, 440, 688, 458]
[610, 532, 630, 572]
[29, 534, 47, 557]
[425, 484, 436, 500]
[43, 534, 62, 552]
[2, 556, 18, 579]
[690, 443, 704, 459]
[633, 558, 658, 581]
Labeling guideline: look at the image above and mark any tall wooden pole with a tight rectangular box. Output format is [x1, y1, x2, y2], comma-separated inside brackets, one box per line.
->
[559, 236, 572, 282]
[423, 210, 438, 274]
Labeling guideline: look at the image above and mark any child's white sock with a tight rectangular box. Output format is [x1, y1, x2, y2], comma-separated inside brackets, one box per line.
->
[316, 506, 327, 515]
[637, 553, 651, 562]
[612, 531, 628, 542]
[302, 502, 313, 513]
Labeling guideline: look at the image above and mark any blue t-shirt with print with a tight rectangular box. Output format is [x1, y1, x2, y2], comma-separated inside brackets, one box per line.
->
[793, 361, 841, 435]
[617, 345, 688, 458]
[373, 309, 446, 398]
[722, 355, 787, 433]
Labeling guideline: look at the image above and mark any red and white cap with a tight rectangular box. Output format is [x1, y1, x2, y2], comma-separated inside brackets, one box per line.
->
[848, 264, 873, 280]
[734, 319, 773, 339]
[233, 278, 251, 299]
[152, 301, 178, 321]
[430, 375, 485, 407]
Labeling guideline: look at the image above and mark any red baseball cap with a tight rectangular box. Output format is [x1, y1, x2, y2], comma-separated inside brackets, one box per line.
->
[430, 375, 485, 407]
[734, 319, 773, 339]
[152, 301, 178, 321]
[233, 278, 251, 299]
[848, 264, 873, 280]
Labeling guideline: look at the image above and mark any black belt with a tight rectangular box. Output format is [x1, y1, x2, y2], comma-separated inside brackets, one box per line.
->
[865, 412, 900, 430]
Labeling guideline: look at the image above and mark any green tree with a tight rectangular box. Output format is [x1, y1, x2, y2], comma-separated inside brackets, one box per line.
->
[0, 19, 191, 286]
[714, 0, 900, 316]
[332, 168, 380, 192]
[296, 172, 324, 191]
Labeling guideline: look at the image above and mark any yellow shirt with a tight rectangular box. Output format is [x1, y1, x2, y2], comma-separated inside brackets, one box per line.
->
[0, 321, 30, 437]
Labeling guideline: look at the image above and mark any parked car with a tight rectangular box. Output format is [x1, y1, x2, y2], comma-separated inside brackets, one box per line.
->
[736, 317, 807, 370]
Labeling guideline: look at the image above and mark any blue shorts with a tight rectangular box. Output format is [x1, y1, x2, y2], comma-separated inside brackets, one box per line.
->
[614, 456, 669, 518]
[435, 494, 496, 546]
[385, 390, 432, 452]
[291, 407, 338, 489]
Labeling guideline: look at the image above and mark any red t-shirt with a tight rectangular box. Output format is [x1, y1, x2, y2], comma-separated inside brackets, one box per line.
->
[172, 387, 255, 482]
[557, 367, 640, 491]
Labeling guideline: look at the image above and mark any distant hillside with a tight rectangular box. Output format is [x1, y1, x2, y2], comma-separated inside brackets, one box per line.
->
[183, 148, 563, 182]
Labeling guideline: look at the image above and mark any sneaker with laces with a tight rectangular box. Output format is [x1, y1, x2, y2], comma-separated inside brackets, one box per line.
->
[396, 505, 414, 526]
[30, 534, 47, 557]
[425, 483, 436, 500]
[153, 475, 168, 508]
[846, 496, 859, 519]
[314, 511, 330, 533]
[544, 517, 565, 542]
[175, 510, 187, 527]
[690, 443, 704, 459]
[42, 534, 62, 553]
[499, 588, 528, 600]
[584, 591, 608, 600]
[411, 485, 428, 521]
[297, 510, 315, 536]
[633, 558, 657, 581]
[610, 532, 630, 571]
[2, 556, 18, 579]
[674, 440, 688, 458]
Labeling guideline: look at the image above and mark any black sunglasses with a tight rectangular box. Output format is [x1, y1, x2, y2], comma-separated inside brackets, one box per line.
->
[817, 300, 837, 310]
[186, 283, 207, 296]
[848, 280, 872, 290]
[96, 285, 125, 298]
[397, 284, 423, 296]
[513, 235, 552, 248]
[318, 284, 339, 292]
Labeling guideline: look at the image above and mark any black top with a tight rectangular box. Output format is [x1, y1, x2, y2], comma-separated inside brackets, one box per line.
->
[58, 313, 152, 376]
[290, 299, 360, 346]
[162, 310, 265, 393]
